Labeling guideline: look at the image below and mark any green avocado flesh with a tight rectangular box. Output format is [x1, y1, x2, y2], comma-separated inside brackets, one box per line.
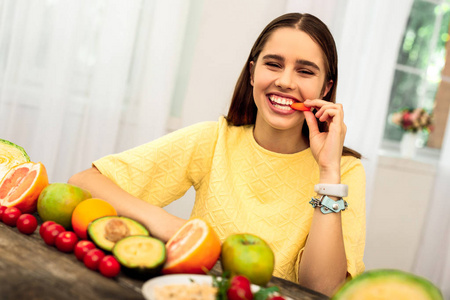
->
[112, 235, 167, 279]
[87, 216, 150, 252]
[332, 269, 443, 300]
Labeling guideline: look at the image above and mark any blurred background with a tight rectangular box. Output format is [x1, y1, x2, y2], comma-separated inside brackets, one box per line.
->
[1, 0, 449, 296]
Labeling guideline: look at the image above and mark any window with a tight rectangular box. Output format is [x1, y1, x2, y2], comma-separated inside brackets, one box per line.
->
[383, 0, 450, 150]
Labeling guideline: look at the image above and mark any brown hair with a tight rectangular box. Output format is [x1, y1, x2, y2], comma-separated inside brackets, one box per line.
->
[225, 13, 361, 158]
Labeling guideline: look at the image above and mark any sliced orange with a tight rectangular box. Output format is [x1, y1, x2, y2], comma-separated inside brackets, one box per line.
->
[0, 162, 49, 213]
[71, 198, 117, 239]
[162, 218, 221, 275]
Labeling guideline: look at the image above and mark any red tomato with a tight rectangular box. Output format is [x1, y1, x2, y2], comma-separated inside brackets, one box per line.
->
[84, 248, 105, 271]
[98, 255, 121, 278]
[55, 231, 79, 253]
[268, 296, 286, 300]
[227, 275, 253, 300]
[41, 223, 65, 246]
[16, 214, 38, 235]
[74, 240, 96, 261]
[39, 220, 56, 238]
[2, 207, 22, 227]
[0, 206, 8, 220]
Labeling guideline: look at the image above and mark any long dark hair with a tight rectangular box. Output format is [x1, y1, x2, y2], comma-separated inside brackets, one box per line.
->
[225, 13, 361, 158]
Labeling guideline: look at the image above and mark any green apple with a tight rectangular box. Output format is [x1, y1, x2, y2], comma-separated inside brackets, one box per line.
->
[221, 233, 275, 286]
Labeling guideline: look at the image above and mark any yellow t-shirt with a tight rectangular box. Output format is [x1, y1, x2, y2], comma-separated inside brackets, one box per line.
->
[94, 116, 366, 283]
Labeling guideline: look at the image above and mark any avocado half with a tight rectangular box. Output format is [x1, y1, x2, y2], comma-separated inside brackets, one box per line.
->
[87, 216, 150, 252]
[112, 235, 167, 279]
[332, 269, 443, 300]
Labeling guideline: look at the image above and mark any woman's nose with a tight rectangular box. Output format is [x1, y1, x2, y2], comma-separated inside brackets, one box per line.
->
[275, 70, 295, 90]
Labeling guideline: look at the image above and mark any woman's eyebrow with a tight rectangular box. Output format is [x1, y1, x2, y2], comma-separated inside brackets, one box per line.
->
[262, 54, 320, 71]
[296, 59, 320, 71]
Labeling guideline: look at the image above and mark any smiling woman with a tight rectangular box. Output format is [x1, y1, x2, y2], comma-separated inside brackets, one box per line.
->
[69, 13, 366, 297]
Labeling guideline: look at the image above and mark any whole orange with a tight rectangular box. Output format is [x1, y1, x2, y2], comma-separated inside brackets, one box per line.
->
[71, 198, 117, 239]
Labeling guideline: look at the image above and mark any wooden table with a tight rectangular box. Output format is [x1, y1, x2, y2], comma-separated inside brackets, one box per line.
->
[0, 217, 328, 300]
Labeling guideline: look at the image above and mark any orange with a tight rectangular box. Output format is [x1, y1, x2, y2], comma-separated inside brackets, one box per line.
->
[162, 218, 221, 275]
[0, 162, 49, 213]
[71, 198, 117, 239]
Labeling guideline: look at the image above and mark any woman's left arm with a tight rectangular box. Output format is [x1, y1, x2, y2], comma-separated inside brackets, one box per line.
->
[297, 99, 348, 296]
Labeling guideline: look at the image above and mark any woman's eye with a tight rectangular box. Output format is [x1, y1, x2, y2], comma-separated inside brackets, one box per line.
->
[299, 69, 314, 75]
[265, 62, 281, 68]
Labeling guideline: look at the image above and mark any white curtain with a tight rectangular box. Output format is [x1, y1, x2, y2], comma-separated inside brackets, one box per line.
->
[413, 111, 450, 297]
[0, 0, 190, 183]
[285, 0, 413, 212]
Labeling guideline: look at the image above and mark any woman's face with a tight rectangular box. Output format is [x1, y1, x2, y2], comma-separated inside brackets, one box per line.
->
[250, 27, 331, 134]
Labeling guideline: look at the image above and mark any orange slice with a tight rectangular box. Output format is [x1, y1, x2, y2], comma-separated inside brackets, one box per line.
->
[0, 162, 49, 213]
[290, 102, 310, 111]
[162, 218, 221, 275]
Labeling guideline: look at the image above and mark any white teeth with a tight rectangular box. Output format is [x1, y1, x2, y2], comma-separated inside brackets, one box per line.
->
[268, 95, 294, 106]
[272, 104, 292, 111]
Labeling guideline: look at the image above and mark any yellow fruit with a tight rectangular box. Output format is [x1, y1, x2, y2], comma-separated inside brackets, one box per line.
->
[71, 198, 117, 240]
[0, 162, 48, 213]
[163, 218, 221, 275]
[0, 139, 30, 182]
[37, 183, 92, 229]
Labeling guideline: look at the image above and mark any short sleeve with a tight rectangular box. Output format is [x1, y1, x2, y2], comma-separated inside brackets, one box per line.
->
[93, 121, 219, 207]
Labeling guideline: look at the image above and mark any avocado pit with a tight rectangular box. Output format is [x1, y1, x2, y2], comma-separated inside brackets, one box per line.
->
[104, 219, 130, 242]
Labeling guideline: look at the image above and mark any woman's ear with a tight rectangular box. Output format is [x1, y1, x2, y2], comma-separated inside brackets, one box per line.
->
[322, 80, 333, 98]
[249, 61, 255, 86]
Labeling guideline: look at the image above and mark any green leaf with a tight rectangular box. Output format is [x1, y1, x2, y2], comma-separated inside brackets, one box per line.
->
[212, 272, 230, 300]
[253, 286, 280, 300]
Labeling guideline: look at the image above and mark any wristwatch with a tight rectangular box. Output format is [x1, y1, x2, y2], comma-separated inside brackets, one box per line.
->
[314, 184, 348, 198]
[309, 195, 348, 214]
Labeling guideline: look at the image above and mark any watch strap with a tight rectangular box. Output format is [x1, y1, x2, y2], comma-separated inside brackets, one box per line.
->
[314, 184, 348, 198]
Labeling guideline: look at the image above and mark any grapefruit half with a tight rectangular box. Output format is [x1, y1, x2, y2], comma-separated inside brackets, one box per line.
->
[0, 162, 49, 213]
[0, 139, 30, 182]
[162, 218, 221, 275]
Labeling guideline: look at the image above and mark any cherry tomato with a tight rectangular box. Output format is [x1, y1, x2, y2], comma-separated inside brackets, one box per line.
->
[2, 207, 22, 227]
[98, 255, 121, 278]
[227, 275, 253, 300]
[84, 248, 105, 271]
[16, 214, 38, 234]
[55, 231, 79, 253]
[74, 240, 96, 261]
[41, 223, 65, 246]
[0, 205, 8, 221]
[39, 220, 56, 238]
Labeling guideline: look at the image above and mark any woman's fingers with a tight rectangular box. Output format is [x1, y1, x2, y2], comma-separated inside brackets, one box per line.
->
[304, 100, 344, 124]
